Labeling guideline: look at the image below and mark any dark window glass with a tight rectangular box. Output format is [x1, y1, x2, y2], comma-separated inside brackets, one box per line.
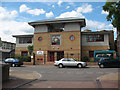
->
[89, 51, 94, 57]
[38, 37, 42, 41]
[87, 34, 104, 42]
[70, 35, 75, 41]
[21, 51, 28, 57]
[19, 37, 32, 44]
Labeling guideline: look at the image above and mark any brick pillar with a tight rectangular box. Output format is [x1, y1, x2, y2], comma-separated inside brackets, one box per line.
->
[54, 52, 57, 61]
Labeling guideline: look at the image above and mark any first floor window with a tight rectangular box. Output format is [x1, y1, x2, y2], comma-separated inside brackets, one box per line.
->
[19, 37, 32, 44]
[21, 51, 28, 57]
[87, 34, 104, 42]
[51, 35, 61, 45]
[70, 35, 75, 41]
[89, 51, 94, 57]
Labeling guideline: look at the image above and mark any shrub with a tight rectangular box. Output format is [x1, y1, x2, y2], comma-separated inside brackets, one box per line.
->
[82, 56, 90, 62]
[15, 55, 31, 62]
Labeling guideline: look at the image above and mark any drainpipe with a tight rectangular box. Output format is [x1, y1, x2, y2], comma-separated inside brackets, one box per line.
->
[44, 54, 46, 64]
[80, 26, 82, 61]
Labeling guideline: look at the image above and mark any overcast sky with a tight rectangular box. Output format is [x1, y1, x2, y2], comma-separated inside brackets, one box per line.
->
[0, 1, 117, 43]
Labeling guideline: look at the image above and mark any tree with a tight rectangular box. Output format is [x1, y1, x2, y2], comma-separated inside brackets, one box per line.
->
[27, 45, 33, 55]
[114, 38, 117, 52]
[103, 1, 120, 32]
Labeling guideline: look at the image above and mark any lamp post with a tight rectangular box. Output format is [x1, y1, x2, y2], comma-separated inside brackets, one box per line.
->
[33, 52, 35, 65]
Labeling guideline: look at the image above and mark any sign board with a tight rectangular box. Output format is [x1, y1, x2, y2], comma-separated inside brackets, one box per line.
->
[37, 51, 44, 55]
[31, 56, 33, 58]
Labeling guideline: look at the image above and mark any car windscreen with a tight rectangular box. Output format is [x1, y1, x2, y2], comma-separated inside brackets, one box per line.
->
[5, 58, 14, 62]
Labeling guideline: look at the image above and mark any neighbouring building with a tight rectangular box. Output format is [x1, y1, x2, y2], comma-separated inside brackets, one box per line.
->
[12, 34, 33, 57]
[82, 30, 114, 61]
[0, 37, 16, 60]
[13, 18, 114, 64]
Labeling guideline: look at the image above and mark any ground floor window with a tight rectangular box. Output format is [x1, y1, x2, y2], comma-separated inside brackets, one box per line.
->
[21, 51, 28, 57]
[89, 51, 94, 57]
[48, 51, 64, 61]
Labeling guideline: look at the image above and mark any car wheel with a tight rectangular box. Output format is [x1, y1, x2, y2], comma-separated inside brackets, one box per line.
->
[99, 64, 104, 68]
[12, 64, 16, 67]
[77, 64, 82, 68]
[59, 64, 63, 68]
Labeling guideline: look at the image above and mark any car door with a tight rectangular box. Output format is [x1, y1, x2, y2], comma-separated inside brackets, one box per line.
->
[63, 59, 72, 66]
[62, 58, 68, 66]
[67, 59, 76, 66]
[112, 59, 119, 67]
[102, 59, 109, 67]
[107, 59, 112, 67]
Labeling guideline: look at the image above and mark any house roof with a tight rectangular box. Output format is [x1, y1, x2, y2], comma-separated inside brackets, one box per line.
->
[82, 30, 113, 35]
[0, 49, 11, 53]
[12, 34, 33, 38]
[2, 41, 16, 45]
[28, 18, 86, 27]
[12, 30, 113, 38]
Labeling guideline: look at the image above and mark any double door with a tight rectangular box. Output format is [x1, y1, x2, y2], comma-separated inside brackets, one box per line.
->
[48, 51, 64, 61]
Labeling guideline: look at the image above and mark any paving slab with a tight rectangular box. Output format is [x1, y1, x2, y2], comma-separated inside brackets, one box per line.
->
[97, 73, 119, 81]
[2, 70, 40, 89]
[97, 73, 120, 89]
[100, 80, 119, 88]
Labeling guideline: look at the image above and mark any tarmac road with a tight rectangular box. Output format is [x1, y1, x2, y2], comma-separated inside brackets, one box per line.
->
[10, 65, 119, 81]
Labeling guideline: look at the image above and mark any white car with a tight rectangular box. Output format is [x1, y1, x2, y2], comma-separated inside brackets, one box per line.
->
[54, 58, 87, 68]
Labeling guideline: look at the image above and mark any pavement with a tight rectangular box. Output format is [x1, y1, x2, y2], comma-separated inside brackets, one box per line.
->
[2, 69, 40, 89]
[2, 65, 120, 89]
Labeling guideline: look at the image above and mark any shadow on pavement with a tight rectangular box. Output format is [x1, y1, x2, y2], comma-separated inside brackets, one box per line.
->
[2, 76, 32, 89]
[57, 66, 90, 69]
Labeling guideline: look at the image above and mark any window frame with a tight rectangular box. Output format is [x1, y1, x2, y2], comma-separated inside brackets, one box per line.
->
[69, 35, 75, 41]
[38, 37, 43, 41]
[19, 37, 32, 44]
[51, 35, 61, 46]
[86, 34, 104, 42]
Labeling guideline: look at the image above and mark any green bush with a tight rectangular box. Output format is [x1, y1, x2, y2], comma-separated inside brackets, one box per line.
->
[82, 56, 90, 62]
[15, 55, 31, 62]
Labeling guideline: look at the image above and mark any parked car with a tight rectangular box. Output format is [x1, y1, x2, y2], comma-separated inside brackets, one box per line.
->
[54, 58, 87, 68]
[4, 58, 23, 67]
[98, 58, 120, 68]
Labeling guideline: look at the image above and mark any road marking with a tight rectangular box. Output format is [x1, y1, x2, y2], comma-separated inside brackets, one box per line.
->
[33, 71, 42, 79]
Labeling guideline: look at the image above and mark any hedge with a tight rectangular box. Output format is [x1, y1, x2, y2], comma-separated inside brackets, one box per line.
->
[15, 56, 31, 62]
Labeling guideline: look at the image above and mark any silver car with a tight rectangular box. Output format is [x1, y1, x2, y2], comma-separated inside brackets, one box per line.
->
[54, 58, 87, 68]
